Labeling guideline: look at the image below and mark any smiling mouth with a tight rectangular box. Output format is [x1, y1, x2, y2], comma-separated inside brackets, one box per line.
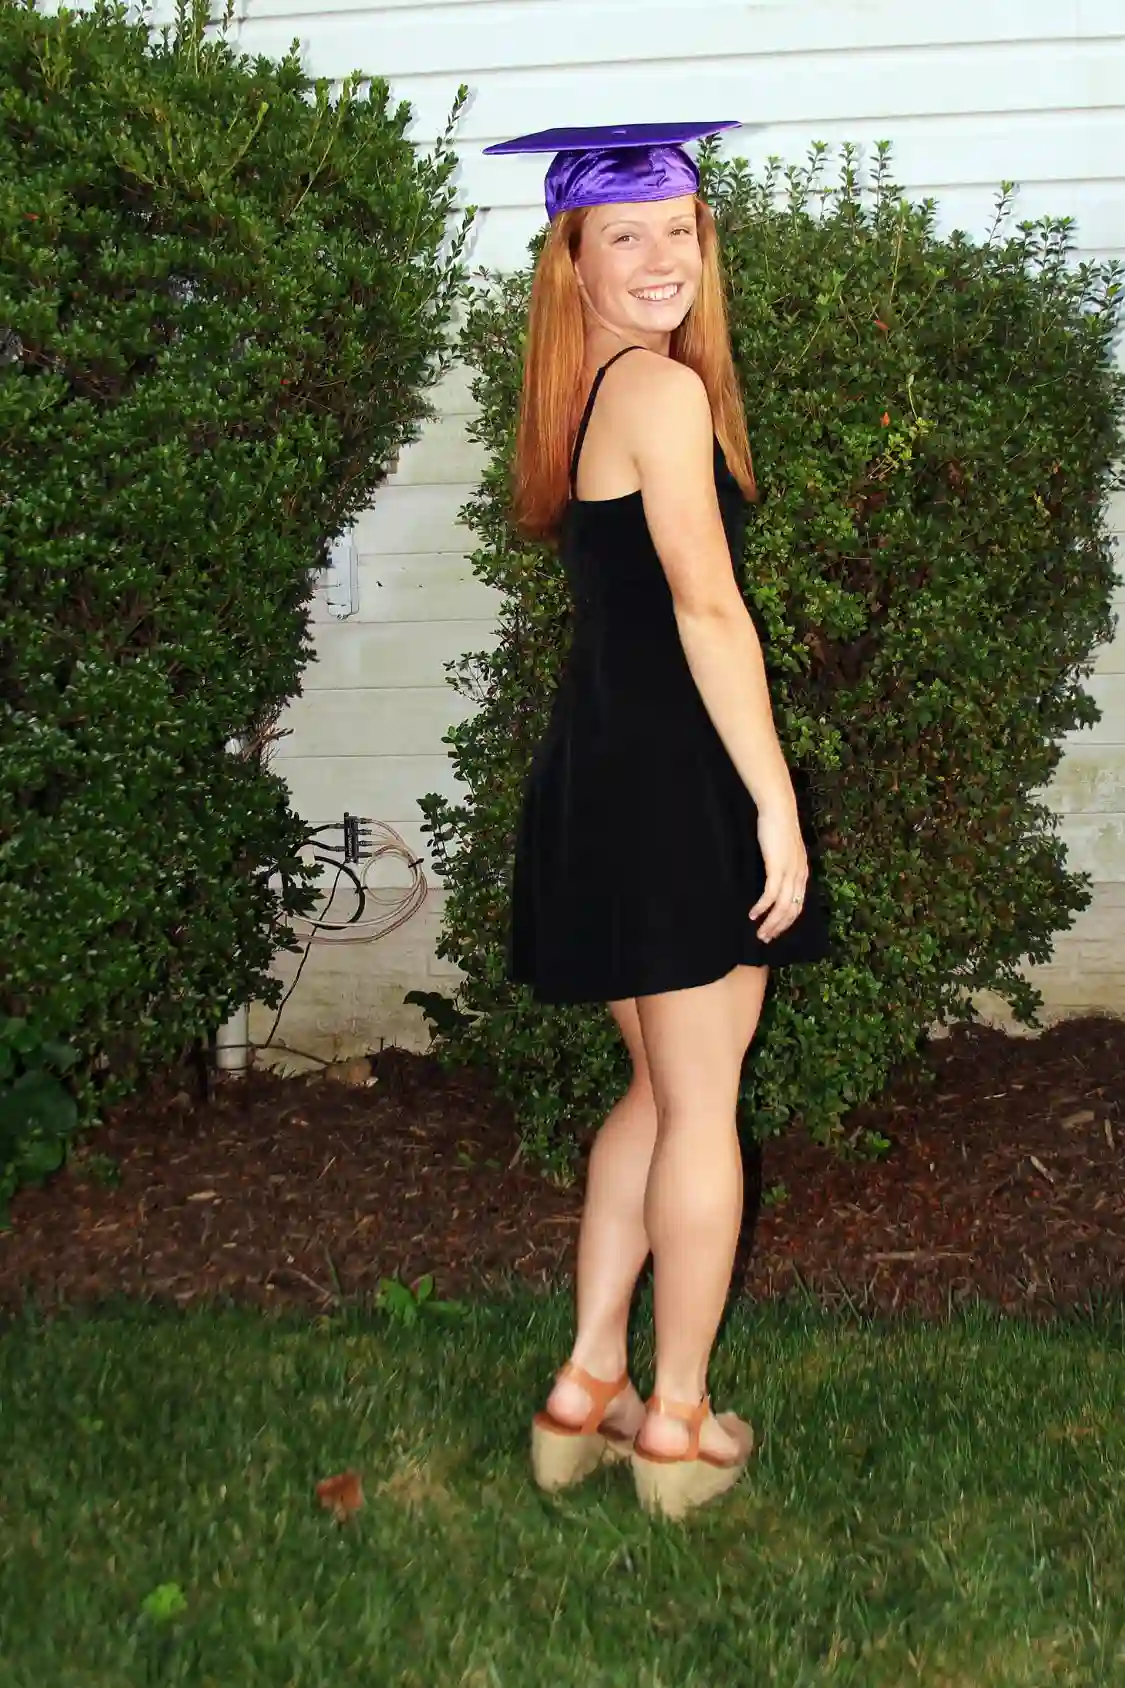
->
[631, 282, 683, 303]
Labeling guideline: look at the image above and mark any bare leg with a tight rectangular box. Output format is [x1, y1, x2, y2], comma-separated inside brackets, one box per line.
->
[545, 997, 656, 1438]
[637, 964, 768, 1460]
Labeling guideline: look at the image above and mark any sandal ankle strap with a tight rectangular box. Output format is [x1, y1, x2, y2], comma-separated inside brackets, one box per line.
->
[647, 1393, 711, 1459]
[557, 1361, 630, 1434]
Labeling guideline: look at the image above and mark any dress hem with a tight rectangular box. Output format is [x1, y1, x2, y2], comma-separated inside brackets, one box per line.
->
[509, 936, 831, 1007]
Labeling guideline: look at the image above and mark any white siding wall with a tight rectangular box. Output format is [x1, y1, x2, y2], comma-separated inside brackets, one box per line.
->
[237, 0, 1125, 1060]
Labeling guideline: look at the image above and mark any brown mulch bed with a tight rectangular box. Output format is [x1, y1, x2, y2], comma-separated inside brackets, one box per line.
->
[1, 1019, 1123, 1320]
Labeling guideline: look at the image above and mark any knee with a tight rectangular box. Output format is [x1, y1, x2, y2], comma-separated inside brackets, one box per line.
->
[653, 1088, 741, 1140]
[608, 1076, 657, 1133]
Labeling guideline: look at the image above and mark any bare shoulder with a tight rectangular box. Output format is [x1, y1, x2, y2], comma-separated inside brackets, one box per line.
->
[602, 350, 711, 448]
[605, 348, 707, 408]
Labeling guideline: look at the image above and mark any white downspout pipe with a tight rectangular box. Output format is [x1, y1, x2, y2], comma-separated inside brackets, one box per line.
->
[216, 728, 254, 1076]
[215, 1003, 251, 1075]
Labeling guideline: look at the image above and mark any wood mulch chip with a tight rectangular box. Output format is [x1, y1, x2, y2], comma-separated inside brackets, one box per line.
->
[1, 1018, 1122, 1320]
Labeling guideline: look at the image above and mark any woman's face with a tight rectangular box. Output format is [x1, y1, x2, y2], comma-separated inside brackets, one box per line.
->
[573, 194, 702, 344]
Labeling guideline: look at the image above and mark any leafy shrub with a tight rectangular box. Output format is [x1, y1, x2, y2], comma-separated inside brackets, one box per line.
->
[421, 143, 1123, 1163]
[0, 1016, 79, 1222]
[0, 0, 471, 1184]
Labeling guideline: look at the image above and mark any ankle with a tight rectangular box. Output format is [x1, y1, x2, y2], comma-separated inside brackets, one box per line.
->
[651, 1373, 708, 1411]
[567, 1338, 629, 1384]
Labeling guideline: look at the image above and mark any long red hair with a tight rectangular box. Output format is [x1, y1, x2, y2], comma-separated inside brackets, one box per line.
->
[511, 197, 756, 543]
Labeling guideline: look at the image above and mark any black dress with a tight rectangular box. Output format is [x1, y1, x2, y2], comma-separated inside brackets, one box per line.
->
[508, 346, 830, 1005]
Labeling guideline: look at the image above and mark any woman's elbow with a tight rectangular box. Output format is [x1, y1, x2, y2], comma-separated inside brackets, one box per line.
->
[672, 588, 748, 631]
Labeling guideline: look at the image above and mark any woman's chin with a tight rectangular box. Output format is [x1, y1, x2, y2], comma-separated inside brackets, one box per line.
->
[625, 301, 693, 335]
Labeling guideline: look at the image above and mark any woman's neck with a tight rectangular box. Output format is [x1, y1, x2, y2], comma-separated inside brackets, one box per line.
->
[583, 324, 671, 369]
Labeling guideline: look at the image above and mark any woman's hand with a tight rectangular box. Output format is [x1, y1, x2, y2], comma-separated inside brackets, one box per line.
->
[750, 804, 809, 942]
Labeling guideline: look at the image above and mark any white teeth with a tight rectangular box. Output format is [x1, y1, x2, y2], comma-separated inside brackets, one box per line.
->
[633, 283, 681, 302]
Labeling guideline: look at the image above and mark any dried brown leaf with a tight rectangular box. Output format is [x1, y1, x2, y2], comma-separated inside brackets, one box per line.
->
[315, 1470, 364, 1522]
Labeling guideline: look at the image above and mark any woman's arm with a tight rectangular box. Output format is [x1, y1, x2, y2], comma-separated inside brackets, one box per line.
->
[609, 352, 808, 940]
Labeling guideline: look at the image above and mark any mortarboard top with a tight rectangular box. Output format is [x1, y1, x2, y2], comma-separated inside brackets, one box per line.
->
[483, 121, 741, 219]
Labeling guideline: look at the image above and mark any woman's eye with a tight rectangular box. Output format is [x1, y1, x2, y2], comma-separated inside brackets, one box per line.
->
[612, 227, 691, 244]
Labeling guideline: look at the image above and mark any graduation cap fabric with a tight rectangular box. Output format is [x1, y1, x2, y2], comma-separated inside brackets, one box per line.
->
[483, 121, 741, 220]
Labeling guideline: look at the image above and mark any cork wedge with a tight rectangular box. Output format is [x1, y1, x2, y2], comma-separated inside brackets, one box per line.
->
[631, 1394, 755, 1521]
[530, 1362, 636, 1493]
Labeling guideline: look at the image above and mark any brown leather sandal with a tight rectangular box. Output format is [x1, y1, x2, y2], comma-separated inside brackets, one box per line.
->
[631, 1394, 755, 1520]
[530, 1361, 637, 1493]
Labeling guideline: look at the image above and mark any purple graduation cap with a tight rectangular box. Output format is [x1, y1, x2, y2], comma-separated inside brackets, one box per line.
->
[483, 121, 741, 219]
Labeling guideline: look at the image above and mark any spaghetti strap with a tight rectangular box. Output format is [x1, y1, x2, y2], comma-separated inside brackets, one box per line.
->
[568, 345, 645, 492]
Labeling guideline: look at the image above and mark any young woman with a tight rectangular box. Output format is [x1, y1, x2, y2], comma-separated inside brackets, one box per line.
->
[484, 122, 831, 1518]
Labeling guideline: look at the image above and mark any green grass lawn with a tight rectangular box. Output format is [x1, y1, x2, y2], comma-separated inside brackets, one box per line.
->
[1, 1292, 1123, 1688]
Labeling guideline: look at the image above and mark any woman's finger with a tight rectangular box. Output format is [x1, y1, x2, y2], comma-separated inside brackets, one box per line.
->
[758, 871, 806, 942]
[749, 871, 784, 923]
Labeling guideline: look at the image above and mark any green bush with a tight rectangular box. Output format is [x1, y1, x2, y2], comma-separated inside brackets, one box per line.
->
[0, 0, 471, 1186]
[421, 143, 1123, 1163]
[0, 1015, 79, 1221]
